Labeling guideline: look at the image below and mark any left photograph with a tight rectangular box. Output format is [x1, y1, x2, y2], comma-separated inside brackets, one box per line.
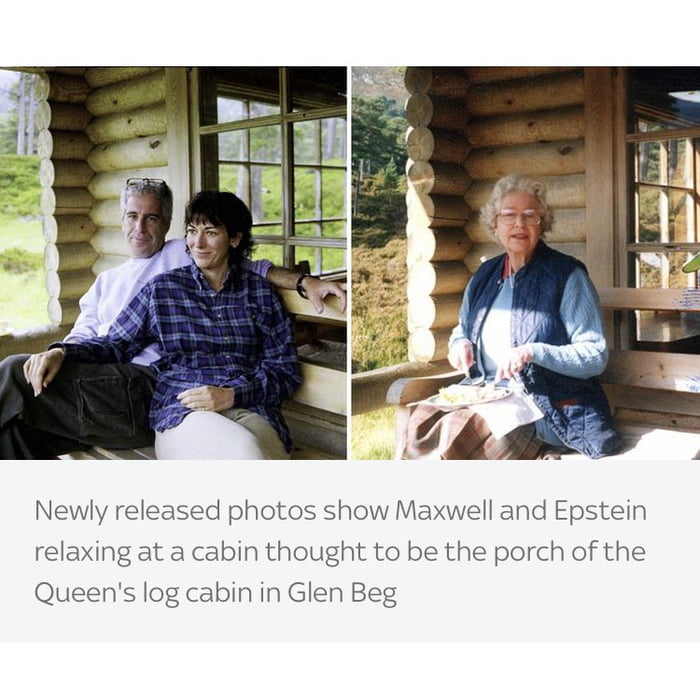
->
[0, 67, 347, 460]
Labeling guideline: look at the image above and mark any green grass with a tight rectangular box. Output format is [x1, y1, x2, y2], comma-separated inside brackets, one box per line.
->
[0, 215, 50, 331]
[351, 408, 396, 460]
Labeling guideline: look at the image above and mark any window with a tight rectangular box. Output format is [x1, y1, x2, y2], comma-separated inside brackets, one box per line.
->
[627, 68, 700, 289]
[194, 67, 347, 275]
[0, 68, 48, 334]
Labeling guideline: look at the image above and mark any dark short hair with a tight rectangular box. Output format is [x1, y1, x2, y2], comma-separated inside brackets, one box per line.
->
[120, 178, 173, 225]
[185, 191, 254, 264]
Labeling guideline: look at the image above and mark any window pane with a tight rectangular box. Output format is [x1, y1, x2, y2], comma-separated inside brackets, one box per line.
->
[636, 141, 660, 183]
[253, 243, 283, 265]
[289, 67, 346, 112]
[295, 221, 319, 237]
[218, 131, 247, 162]
[322, 167, 346, 218]
[294, 245, 346, 275]
[638, 186, 662, 242]
[668, 137, 693, 188]
[322, 220, 346, 238]
[636, 253, 663, 288]
[294, 167, 321, 221]
[294, 120, 319, 164]
[322, 117, 346, 165]
[219, 163, 249, 201]
[253, 223, 283, 237]
[252, 166, 282, 224]
[668, 189, 694, 242]
[250, 126, 281, 163]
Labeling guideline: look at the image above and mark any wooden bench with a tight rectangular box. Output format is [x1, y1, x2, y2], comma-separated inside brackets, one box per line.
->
[387, 286, 700, 460]
[62, 284, 347, 461]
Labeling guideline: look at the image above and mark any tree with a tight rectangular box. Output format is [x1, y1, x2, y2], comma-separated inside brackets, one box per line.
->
[351, 96, 406, 175]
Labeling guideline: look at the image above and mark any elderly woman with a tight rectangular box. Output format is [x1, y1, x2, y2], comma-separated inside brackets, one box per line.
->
[405, 174, 621, 460]
[32, 191, 301, 460]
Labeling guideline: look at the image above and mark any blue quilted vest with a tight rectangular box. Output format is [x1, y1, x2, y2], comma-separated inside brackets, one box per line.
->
[465, 241, 621, 458]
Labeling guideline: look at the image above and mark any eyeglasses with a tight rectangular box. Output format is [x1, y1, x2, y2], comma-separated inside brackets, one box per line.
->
[497, 210, 541, 227]
[125, 178, 168, 188]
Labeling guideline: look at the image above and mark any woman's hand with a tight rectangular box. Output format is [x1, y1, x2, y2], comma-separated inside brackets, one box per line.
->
[177, 386, 234, 412]
[448, 339, 474, 373]
[495, 345, 534, 382]
[23, 348, 65, 397]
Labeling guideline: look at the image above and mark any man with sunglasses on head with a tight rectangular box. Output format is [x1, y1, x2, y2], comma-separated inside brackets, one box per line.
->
[0, 178, 345, 458]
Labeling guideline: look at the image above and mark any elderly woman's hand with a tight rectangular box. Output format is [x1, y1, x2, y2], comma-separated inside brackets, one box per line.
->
[447, 339, 474, 373]
[177, 386, 234, 412]
[495, 345, 534, 382]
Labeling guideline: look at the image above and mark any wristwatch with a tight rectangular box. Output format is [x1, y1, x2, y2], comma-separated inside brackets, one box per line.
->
[296, 273, 312, 299]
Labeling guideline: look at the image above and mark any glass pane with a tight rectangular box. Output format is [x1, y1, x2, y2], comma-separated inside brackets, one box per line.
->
[253, 243, 283, 265]
[669, 251, 693, 289]
[668, 138, 693, 188]
[250, 126, 281, 163]
[294, 167, 322, 221]
[668, 189, 693, 242]
[253, 224, 283, 236]
[322, 220, 346, 238]
[638, 186, 662, 242]
[322, 167, 346, 218]
[251, 166, 282, 224]
[219, 163, 249, 202]
[636, 253, 663, 288]
[322, 117, 346, 165]
[294, 246, 346, 275]
[200, 68, 280, 125]
[218, 131, 247, 162]
[294, 121, 319, 164]
[637, 141, 661, 183]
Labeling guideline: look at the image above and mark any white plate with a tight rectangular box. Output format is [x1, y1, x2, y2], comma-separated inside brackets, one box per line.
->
[425, 385, 511, 409]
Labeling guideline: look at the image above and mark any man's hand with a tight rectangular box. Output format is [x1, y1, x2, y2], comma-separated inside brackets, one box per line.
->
[447, 339, 474, 373]
[495, 345, 534, 382]
[303, 278, 347, 314]
[177, 386, 234, 413]
[23, 348, 66, 397]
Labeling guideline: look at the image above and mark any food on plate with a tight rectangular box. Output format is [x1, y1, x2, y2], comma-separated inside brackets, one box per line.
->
[435, 383, 508, 406]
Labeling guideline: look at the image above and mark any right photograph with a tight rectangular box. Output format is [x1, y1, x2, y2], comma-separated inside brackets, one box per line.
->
[351, 66, 700, 461]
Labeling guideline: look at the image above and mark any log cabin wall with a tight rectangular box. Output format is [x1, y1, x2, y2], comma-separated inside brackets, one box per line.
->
[404, 66, 587, 363]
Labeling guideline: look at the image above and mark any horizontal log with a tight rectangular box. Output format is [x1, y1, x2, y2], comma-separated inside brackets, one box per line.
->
[408, 293, 463, 330]
[407, 260, 469, 298]
[406, 190, 470, 229]
[465, 139, 585, 179]
[49, 297, 81, 327]
[92, 254, 128, 275]
[467, 67, 580, 85]
[45, 268, 95, 299]
[604, 385, 700, 419]
[407, 226, 471, 263]
[88, 135, 168, 172]
[464, 174, 586, 211]
[43, 130, 92, 160]
[85, 67, 162, 89]
[404, 67, 470, 98]
[408, 327, 451, 362]
[294, 363, 346, 414]
[87, 103, 167, 144]
[351, 360, 450, 414]
[90, 199, 121, 228]
[88, 167, 170, 200]
[406, 159, 471, 196]
[47, 159, 95, 187]
[44, 242, 98, 272]
[40, 188, 93, 216]
[33, 73, 50, 100]
[406, 126, 471, 165]
[44, 214, 97, 244]
[48, 73, 90, 103]
[90, 225, 130, 257]
[466, 71, 585, 117]
[466, 208, 586, 244]
[466, 106, 585, 147]
[40, 101, 92, 131]
[86, 70, 166, 117]
[405, 93, 433, 128]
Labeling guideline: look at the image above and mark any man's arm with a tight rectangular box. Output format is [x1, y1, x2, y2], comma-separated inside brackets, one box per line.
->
[264, 266, 347, 314]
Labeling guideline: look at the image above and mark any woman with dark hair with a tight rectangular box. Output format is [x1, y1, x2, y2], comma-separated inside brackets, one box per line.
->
[404, 174, 621, 460]
[36, 191, 301, 459]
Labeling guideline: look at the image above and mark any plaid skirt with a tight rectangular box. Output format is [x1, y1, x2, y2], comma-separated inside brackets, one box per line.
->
[400, 403, 545, 460]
